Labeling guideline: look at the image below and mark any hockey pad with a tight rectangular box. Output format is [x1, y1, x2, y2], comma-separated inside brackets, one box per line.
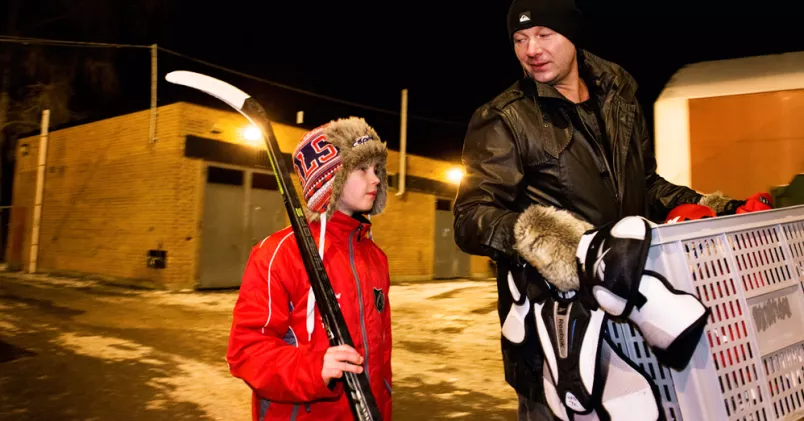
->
[502, 267, 530, 344]
[542, 336, 665, 421]
[543, 360, 570, 421]
[502, 263, 554, 344]
[534, 296, 606, 415]
[577, 216, 709, 370]
[596, 336, 665, 421]
[631, 271, 710, 370]
[576, 216, 652, 317]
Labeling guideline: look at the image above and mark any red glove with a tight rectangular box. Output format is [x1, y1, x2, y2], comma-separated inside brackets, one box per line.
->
[736, 193, 773, 214]
[665, 204, 716, 223]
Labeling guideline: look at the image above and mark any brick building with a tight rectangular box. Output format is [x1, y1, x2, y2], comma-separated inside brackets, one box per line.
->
[8, 102, 492, 290]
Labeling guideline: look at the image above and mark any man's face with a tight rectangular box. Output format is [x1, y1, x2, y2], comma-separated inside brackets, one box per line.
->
[513, 26, 577, 85]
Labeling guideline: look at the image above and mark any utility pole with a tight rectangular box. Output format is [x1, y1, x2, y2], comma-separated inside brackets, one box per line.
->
[29, 109, 50, 273]
[149, 44, 158, 143]
[396, 88, 408, 197]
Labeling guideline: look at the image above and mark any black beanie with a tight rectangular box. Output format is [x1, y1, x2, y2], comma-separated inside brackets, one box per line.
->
[507, 0, 583, 45]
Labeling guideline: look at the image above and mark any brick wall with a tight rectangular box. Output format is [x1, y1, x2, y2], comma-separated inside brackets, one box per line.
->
[9, 102, 492, 288]
[8, 103, 204, 289]
[7, 144, 37, 272]
[177, 103, 487, 281]
[173, 103, 493, 282]
[370, 191, 436, 281]
[180, 103, 301, 152]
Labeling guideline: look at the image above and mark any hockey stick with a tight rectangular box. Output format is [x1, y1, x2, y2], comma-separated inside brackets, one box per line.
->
[165, 71, 381, 421]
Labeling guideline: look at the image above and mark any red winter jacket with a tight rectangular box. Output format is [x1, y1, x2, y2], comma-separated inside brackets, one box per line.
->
[227, 210, 392, 421]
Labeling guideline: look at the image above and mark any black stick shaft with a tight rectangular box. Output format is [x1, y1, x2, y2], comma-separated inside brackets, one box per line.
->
[241, 99, 381, 421]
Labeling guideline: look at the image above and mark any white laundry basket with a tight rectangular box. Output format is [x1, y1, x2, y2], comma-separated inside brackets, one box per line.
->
[606, 205, 804, 421]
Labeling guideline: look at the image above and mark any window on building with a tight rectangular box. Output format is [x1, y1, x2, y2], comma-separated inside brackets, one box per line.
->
[252, 172, 279, 190]
[436, 198, 453, 211]
[207, 167, 244, 186]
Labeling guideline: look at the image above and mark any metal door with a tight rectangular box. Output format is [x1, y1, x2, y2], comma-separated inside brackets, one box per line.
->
[250, 172, 284, 247]
[433, 200, 471, 279]
[199, 167, 247, 289]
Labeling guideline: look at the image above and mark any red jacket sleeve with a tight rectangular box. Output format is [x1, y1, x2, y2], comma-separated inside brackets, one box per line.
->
[226, 242, 342, 403]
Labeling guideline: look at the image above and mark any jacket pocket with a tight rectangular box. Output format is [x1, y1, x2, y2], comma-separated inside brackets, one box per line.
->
[384, 379, 392, 396]
[540, 108, 573, 161]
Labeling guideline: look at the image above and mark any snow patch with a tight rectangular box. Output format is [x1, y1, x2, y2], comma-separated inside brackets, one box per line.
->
[56, 333, 152, 361]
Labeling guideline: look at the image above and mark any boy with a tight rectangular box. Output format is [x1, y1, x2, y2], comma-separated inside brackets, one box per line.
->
[227, 117, 393, 421]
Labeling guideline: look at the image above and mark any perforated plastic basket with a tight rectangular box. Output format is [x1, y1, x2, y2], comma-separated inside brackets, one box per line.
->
[606, 205, 804, 421]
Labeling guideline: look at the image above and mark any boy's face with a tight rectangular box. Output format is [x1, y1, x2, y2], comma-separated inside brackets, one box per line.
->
[337, 159, 381, 216]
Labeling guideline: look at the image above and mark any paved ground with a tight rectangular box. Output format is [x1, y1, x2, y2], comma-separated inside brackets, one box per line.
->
[0, 272, 518, 420]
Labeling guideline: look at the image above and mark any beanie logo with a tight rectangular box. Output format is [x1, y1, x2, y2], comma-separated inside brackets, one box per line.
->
[518, 12, 531, 23]
[294, 134, 338, 181]
[353, 135, 372, 147]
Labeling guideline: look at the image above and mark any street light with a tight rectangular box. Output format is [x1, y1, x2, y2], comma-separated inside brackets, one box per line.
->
[446, 167, 464, 185]
[242, 125, 263, 147]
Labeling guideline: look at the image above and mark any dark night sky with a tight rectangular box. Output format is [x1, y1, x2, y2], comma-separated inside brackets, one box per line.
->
[13, 0, 804, 161]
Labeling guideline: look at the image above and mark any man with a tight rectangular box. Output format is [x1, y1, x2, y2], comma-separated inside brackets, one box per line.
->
[452, 0, 743, 419]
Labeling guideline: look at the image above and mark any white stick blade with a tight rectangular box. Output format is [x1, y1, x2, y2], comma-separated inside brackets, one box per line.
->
[165, 71, 250, 110]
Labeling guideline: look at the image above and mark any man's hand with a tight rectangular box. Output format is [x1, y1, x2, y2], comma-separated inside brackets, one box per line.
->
[322, 345, 364, 385]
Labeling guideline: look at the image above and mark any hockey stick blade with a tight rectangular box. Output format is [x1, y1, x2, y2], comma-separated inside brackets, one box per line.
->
[165, 71, 250, 110]
[166, 70, 382, 421]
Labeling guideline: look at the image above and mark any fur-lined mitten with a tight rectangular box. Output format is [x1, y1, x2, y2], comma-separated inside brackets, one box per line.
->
[513, 205, 593, 292]
[698, 191, 746, 216]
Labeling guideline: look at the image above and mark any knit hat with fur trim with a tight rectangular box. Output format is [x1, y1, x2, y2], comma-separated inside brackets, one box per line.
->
[292, 117, 388, 220]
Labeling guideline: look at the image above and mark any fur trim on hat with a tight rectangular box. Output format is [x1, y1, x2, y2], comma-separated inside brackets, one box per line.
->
[698, 191, 734, 215]
[513, 204, 592, 292]
[305, 117, 388, 221]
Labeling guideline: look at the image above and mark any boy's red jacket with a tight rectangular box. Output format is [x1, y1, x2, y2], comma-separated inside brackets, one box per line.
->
[227, 211, 392, 421]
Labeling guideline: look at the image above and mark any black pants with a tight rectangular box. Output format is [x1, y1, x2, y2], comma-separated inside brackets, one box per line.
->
[517, 394, 557, 421]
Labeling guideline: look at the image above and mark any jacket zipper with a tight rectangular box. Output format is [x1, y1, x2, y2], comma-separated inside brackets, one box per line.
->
[348, 226, 371, 382]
